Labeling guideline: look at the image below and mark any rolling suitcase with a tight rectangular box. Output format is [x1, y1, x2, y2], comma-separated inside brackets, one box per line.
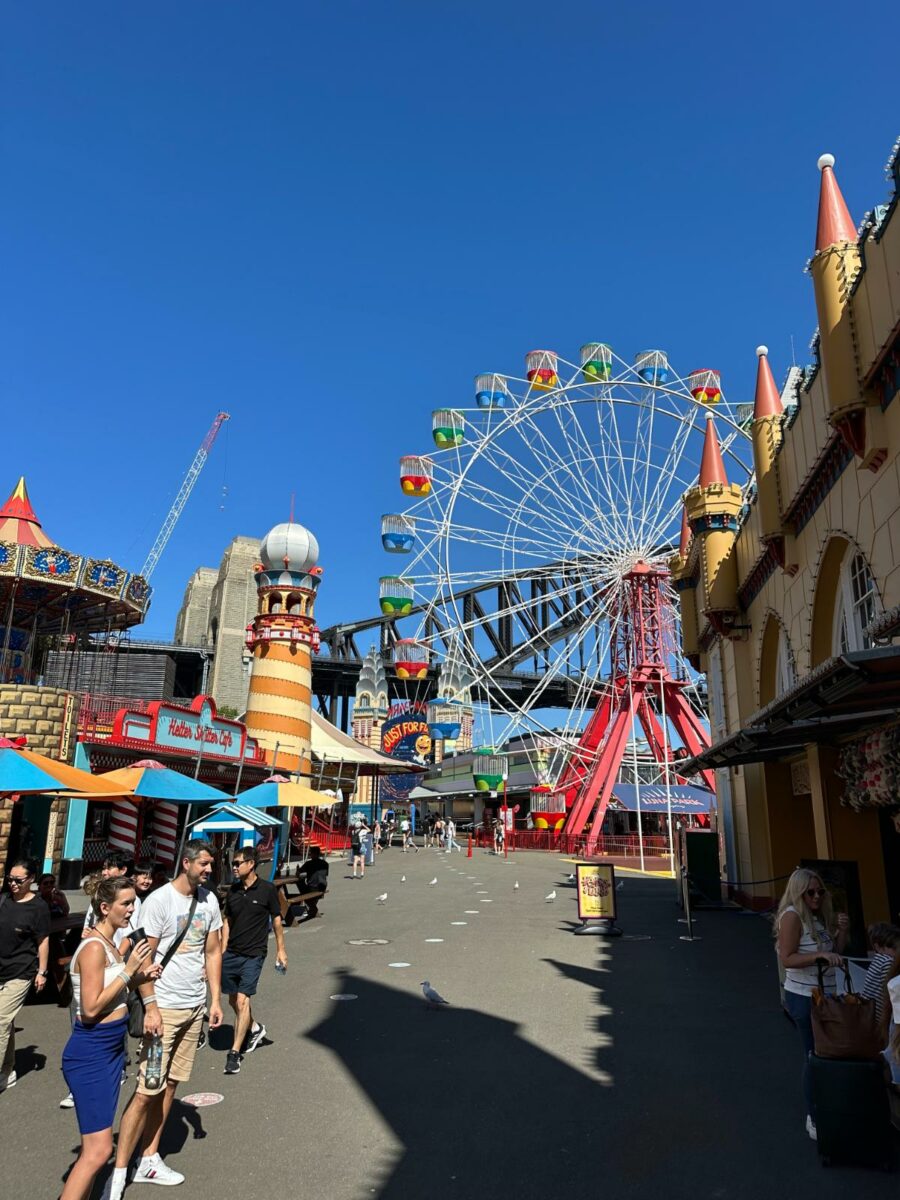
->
[809, 1053, 894, 1169]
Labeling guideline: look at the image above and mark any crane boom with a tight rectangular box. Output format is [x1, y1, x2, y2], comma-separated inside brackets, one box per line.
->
[140, 411, 230, 580]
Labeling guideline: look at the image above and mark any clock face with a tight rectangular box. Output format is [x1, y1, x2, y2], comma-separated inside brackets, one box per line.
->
[34, 549, 73, 577]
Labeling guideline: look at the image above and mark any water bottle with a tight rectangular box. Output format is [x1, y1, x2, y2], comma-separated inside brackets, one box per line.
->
[144, 1036, 163, 1091]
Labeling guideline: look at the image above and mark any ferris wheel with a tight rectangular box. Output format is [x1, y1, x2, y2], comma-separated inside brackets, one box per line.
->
[377, 344, 752, 834]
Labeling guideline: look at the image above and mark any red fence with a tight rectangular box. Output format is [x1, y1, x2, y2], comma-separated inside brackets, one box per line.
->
[474, 824, 672, 858]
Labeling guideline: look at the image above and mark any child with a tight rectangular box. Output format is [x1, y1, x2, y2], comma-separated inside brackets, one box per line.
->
[862, 922, 900, 1022]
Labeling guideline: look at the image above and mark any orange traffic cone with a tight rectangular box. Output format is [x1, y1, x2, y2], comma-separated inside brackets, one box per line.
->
[466, 836, 473, 858]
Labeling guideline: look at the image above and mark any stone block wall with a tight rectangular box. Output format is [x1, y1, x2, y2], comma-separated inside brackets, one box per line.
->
[0, 685, 80, 871]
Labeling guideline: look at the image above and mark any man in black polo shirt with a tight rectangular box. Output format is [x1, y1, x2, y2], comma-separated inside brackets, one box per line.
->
[221, 847, 286, 1075]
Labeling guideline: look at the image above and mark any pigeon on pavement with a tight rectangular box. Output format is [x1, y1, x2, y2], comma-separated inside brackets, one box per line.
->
[401, 875, 406, 882]
[421, 980, 450, 1007]
[514, 881, 519, 890]
[376, 893, 388, 904]
[545, 890, 557, 902]
[428, 877, 438, 886]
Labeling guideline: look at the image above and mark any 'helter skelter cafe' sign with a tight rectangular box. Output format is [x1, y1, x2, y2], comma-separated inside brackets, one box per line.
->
[111, 696, 265, 764]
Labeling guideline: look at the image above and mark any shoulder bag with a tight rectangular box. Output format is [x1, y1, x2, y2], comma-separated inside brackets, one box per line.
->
[811, 958, 883, 1061]
[127, 893, 198, 1038]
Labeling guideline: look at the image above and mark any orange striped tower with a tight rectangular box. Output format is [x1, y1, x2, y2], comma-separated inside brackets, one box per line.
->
[243, 522, 322, 776]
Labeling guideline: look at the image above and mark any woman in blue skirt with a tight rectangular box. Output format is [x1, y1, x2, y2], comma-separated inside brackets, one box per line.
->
[60, 877, 159, 1200]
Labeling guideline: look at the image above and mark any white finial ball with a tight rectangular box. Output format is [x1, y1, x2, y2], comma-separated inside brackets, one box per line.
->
[704, 409, 715, 421]
[259, 522, 319, 573]
[817, 153, 835, 172]
[756, 345, 768, 358]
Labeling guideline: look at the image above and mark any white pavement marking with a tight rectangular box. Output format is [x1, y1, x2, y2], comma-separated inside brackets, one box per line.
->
[330, 994, 358, 1001]
[464, 910, 480, 914]
[450, 921, 467, 925]
[388, 962, 411, 968]
[424, 938, 444, 943]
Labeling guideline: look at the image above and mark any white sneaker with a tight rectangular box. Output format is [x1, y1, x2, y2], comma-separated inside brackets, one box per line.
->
[60, 1091, 75, 1108]
[244, 1022, 267, 1054]
[133, 1154, 185, 1186]
[805, 1115, 817, 1141]
[0, 1070, 17, 1092]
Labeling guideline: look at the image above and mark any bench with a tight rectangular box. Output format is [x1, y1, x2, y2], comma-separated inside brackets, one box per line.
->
[270, 876, 325, 926]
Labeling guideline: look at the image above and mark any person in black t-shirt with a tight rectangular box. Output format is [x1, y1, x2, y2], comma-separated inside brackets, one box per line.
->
[0, 858, 50, 1091]
[221, 847, 286, 1075]
[296, 847, 329, 919]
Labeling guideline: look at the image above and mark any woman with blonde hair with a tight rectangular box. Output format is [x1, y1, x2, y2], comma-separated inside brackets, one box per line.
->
[775, 868, 849, 1141]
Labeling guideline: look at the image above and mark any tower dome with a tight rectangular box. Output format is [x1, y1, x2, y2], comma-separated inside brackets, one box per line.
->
[259, 522, 319, 574]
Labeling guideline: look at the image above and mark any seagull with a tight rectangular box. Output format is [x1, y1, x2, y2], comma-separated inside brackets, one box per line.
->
[428, 877, 438, 886]
[616, 881, 624, 891]
[545, 890, 557, 902]
[376, 892, 388, 904]
[567, 873, 575, 882]
[401, 875, 406, 883]
[421, 980, 450, 1007]
[514, 880, 519, 890]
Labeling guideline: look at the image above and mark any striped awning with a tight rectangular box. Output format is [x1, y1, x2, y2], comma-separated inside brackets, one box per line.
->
[191, 803, 282, 834]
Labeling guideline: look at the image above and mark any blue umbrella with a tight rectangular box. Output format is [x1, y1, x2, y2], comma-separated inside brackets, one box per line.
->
[0, 747, 83, 794]
[96, 765, 233, 804]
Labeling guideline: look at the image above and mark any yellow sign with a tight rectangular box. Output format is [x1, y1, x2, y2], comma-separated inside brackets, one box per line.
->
[576, 863, 617, 921]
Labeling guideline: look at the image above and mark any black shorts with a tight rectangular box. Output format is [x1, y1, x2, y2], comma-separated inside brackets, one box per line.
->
[221, 950, 265, 997]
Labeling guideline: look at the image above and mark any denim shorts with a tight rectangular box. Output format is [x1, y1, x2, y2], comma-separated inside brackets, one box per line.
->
[221, 951, 265, 997]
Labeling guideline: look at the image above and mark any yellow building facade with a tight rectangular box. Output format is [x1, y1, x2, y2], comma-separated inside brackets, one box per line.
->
[672, 143, 900, 922]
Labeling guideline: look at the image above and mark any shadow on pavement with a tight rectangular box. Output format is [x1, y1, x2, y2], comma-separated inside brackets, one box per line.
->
[306, 966, 613, 1200]
[309, 877, 895, 1200]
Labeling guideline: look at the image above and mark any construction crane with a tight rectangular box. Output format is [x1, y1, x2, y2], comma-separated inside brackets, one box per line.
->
[140, 412, 230, 580]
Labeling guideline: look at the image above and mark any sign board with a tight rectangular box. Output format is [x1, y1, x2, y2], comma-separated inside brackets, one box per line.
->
[576, 863, 617, 921]
[380, 703, 431, 803]
[110, 695, 264, 764]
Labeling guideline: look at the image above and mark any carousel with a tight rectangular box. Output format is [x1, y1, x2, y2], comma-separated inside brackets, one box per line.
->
[0, 476, 150, 684]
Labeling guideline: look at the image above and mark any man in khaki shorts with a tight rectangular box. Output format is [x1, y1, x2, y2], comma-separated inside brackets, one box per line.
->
[104, 840, 223, 1197]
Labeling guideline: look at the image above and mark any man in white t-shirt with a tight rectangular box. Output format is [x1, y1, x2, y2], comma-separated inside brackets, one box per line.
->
[104, 840, 223, 1198]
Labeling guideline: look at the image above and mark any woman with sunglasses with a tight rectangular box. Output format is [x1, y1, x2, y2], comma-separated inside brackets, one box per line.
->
[60, 876, 159, 1200]
[0, 858, 50, 1093]
[776, 868, 849, 1140]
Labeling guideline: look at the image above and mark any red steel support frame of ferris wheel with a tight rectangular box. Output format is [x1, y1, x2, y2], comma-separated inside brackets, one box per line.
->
[559, 563, 714, 850]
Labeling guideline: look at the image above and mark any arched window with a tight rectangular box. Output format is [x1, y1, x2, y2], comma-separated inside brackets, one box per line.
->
[270, 592, 283, 615]
[833, 549, 880, 653]
[357, 692, 371, 709]
[775, 626, 796, 696]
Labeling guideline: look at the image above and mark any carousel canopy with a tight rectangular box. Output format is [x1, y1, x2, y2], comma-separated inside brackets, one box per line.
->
[0, 477, 151, 651]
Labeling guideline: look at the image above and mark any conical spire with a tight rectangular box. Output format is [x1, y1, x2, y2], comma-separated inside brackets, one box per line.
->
[815, 154, 856, 251]
[0, 476, 53, 548]
[753, 346, 783, 419]
[679, 505, 690, 555]
[699, 412, 728, 486]
[0, 476, 39, 524]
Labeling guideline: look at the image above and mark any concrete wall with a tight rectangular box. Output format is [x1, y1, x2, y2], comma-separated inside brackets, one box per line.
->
[174, 567, 218, 645]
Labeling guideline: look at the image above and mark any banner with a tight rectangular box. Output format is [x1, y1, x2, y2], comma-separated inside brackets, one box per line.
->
[576, 863, 617, 921]
[380, 703, 431, 803]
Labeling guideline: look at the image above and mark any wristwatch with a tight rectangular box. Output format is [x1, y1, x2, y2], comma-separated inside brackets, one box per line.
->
[36, 969, 48, 978]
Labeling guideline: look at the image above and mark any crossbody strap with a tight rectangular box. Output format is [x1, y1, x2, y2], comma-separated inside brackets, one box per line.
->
[158, 892, 199, 971]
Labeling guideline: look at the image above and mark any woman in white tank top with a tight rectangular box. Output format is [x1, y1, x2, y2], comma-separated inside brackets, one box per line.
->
[60, 878, 159, 1200]
[775, 868, 850, 1142]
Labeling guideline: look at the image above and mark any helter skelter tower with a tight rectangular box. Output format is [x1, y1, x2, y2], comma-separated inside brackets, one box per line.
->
[244, 521, 322, 776]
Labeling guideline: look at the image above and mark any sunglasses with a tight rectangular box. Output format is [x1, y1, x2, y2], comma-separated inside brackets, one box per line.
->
[8, 875, 31, 885]
[806, 887, 826, 897]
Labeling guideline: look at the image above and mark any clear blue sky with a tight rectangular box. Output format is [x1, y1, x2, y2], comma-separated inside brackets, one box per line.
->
[2, 2, 897, 640]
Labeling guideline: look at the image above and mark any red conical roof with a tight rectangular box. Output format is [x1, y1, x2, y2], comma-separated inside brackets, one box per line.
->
[0, 477, 54, 548]
[679, 505, 690, 555]
[699, 413, 728, 487]
[753, 346, 783, 419]
[815, 154, 856, 251]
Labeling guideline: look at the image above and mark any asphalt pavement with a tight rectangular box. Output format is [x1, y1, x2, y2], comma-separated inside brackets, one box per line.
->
[3, 845, 896, 1198]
